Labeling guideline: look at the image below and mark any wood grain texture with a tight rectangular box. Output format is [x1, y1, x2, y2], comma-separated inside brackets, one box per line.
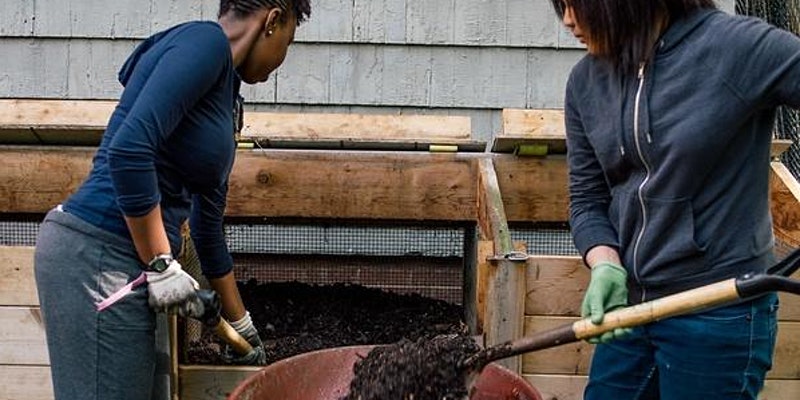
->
[521, 317, 594, 376]
[770, 162, 800, 248]
[0, 99, 474, 146]
[492, 155, 570, 222]
[178, 365, 259, 400]
[242, 111, 472, 145]
[227, 150, 477, 220]
[0, 306, 49, 365]
[0, 147, 571, 222]
[0, 366, 54, 400]
[0, 146, 93, 213]
[0, 246, 38, 306]
[525, 256, 587, 317]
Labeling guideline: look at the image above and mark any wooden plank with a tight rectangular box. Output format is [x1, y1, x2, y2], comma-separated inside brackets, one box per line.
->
[770, 162, 800, 248]
[523, 375, 800, 400]
[525, 256, 587, 317]
[179, 365, 259, 400]
[524, 254, 800, 322]
[0, 99, 113, 145]
[492, 109, 792, 158]
[779, 264, 800, 321]
[474, 240, 494, 335]
[0, 246, 38, 306]
[0, 146, 92, 212]
[771, 321, 800, 380]
[769, 162, 800, 321]
[0, 366, 53, 400]
[771, 139, 793, 159]
[522, 316, 594, 375]
[0, 147, 570, 222]
[0, 306, 49, 365]
[227, 150, 477, 220]
[521, 316, 800, 379]
[492, 109, 566, 154]
[0, 146, 476, 220]
[241, 112, 475, 148]
[760, 379, 800, 400]
[0, 99, 477, 148]
[477, 158, 525, 373]
[493, 155, 570, 222]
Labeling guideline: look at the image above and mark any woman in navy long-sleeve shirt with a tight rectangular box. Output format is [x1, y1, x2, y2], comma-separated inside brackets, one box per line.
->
[34, 1, 311, 399]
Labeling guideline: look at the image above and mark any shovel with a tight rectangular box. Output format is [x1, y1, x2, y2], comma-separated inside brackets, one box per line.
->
[460, 248, 800, 390]
[191, 289, 254, 356]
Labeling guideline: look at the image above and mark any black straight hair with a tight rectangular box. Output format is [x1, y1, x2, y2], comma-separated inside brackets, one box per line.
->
[219, 0, 311, 25]
[549, 0, 716, 75]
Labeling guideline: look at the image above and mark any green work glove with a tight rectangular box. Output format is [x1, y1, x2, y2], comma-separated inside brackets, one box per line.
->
[581, 262, 633, 344]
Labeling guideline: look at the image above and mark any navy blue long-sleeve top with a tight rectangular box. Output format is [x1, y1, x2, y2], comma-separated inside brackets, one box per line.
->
[64, 21, 241, 278]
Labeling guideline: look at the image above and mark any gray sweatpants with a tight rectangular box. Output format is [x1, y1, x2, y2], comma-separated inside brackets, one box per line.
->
[34, 208, 170, 400]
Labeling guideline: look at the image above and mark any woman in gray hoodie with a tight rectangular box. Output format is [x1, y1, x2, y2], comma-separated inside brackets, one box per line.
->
[550, 0, 800, 399]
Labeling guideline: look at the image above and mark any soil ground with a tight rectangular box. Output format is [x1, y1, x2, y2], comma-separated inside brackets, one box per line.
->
[185, 279, 467, 365]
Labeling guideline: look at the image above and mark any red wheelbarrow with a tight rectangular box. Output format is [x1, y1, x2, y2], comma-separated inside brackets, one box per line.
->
[227, 344, 542, 400]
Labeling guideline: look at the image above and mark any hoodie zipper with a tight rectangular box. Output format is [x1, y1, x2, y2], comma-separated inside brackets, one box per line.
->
[631, 62, 650, 302]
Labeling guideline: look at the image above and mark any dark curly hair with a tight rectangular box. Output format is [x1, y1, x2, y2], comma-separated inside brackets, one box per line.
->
[219, 0, 311, 25]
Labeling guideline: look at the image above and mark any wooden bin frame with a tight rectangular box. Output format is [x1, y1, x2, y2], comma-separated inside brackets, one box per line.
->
[1, 103, 798, 400]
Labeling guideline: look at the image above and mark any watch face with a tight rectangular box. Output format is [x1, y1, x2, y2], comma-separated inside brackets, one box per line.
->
[149, 257, 171, 273]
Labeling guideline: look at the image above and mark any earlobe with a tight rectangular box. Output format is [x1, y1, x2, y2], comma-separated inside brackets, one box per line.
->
[265, 8, 282, 36]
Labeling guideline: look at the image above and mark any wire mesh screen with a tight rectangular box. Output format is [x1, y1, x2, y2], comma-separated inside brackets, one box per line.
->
[225, 222, 467, 304]
[0, 220, 39, 246]
[224, 224, 464, 257]
[737, 0, 800, 179]
[511, 225, 579, 256]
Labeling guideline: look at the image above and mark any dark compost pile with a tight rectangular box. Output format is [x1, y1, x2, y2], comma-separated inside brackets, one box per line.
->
[340, 334, 480, 400]
[186, 279, 468, 365]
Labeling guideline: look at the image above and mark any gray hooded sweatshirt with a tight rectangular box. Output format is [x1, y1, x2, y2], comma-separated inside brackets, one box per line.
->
[566, 9, 800, 303]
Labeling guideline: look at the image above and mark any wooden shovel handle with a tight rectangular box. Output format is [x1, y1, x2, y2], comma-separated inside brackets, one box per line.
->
[213, 318, 254, 355]
[467, 277, 742, 369]
[573, 277, 740, 339]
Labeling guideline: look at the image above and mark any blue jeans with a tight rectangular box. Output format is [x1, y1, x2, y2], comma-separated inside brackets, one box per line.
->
[34, 208, 170, 400]
[585, 293, 779, 400]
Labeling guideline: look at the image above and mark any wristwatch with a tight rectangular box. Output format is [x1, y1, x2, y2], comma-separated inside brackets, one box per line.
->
[146, 253, 173, 273]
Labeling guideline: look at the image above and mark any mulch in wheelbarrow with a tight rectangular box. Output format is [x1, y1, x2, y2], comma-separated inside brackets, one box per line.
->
[340, 334, 480, 400]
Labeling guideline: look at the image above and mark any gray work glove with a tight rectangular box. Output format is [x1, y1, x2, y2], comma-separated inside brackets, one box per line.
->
[145, 259, 200, 314]
[224, 311, 267, 365]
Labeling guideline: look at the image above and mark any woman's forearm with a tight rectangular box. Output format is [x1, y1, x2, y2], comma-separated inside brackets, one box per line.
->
[208, 272, 246, 321]
[124, 205, 172, 265]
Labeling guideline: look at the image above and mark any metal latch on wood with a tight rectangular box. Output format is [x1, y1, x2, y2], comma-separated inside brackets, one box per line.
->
[486, 251, 530, 262]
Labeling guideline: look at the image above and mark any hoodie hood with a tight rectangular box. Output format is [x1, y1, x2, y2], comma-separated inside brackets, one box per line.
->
[118, 23, 187, 86]
[658, 8, 718, 54]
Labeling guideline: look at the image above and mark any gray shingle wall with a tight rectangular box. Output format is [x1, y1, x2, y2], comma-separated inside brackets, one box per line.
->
[0, 0, 735, 140]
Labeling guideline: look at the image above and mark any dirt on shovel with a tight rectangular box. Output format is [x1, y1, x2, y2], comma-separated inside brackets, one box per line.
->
[340, 334, 480, 400]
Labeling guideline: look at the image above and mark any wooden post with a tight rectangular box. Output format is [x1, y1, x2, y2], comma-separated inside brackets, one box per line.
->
[476, 157, 526, 373]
